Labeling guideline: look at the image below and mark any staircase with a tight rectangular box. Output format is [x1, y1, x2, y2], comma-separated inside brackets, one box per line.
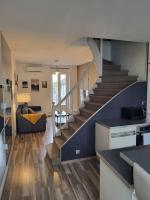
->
[47, 61, 137, 165]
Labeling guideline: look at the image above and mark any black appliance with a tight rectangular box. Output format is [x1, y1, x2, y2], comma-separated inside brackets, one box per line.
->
[136, 125, 150, 146]
[121, 107, 145, 120]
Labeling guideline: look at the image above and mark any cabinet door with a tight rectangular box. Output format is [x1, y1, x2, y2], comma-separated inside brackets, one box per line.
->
[110, 126, 136, 135]
[96, 124, 110, 151]
[100, 160, 133, 200]
[111, 135, 136, 149]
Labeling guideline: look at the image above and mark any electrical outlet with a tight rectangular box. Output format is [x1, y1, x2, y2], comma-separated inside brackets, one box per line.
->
[75, 150, 80, 155]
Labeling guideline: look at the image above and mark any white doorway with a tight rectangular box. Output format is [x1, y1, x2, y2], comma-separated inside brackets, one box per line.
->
[51, 69, 69, 107]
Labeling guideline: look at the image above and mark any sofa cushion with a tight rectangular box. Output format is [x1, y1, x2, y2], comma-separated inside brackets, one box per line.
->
[29, 106, 42, 112]
[21, 113, 44, 124]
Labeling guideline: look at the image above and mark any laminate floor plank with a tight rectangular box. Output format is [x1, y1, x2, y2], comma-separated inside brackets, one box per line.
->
[2, 132, 99, 200]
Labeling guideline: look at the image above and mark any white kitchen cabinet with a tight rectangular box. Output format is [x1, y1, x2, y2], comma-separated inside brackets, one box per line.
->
[100, 159, 133, 200]
[96, 122, 136, 151]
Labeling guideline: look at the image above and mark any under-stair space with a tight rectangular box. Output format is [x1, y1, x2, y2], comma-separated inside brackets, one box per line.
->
[47, 60, 140, 166]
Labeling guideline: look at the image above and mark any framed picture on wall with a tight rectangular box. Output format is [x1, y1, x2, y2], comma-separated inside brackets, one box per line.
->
[42, 81, 47, 88]
[31, 79, 39, 91]
[22, 81, 28, 88]
[6, 79, 11, 93]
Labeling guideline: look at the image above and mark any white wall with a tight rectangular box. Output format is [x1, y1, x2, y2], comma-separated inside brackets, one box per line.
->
[112, 41, 147, 81]
[17, 63, 51, 115]
[87, 38, 103, 76]
[69, 66, 78, 110]
[103, 40, 112, 61]
[77, 62, 98, 90]
[0, 34, 2, 83]
[16, 64, 78, 115]
[1, 34, 12, 80]
[77, 62, 99, 105]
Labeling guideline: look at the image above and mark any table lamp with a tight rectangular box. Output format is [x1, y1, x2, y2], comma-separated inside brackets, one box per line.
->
[17, 93, 31, 103]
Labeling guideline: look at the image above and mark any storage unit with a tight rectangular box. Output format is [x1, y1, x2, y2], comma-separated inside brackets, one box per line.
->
[96, 122, 136, 151]
[100, 159, 133, 200]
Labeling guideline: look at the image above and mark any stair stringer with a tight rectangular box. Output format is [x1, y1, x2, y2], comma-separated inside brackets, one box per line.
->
[60, 81, 147, 162]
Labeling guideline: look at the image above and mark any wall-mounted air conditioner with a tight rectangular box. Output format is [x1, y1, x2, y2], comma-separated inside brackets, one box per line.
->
[26, 66, 43, 72]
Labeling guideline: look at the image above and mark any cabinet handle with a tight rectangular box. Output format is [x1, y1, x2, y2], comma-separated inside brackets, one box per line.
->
[111, 131, 136, 138]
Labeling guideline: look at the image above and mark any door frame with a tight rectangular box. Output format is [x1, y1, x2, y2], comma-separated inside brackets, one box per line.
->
[51, 68, 69, 107]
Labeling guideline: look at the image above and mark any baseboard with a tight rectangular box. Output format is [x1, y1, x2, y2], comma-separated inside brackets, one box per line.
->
[61, 156, 96, 165]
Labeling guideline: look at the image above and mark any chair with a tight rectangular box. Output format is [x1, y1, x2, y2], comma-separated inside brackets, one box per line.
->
[133, 163, 150, 200]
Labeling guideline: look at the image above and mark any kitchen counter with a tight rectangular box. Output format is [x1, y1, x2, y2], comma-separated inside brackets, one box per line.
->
[120, 145, 150, 173]
[97, 118, 148, 128]
[98, 145, 150, 187]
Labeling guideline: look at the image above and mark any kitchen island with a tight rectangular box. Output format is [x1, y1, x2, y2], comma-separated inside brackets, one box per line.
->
[98, 145, 150, 200]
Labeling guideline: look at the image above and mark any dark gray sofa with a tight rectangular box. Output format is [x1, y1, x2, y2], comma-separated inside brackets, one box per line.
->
[16, 106, 46, 134]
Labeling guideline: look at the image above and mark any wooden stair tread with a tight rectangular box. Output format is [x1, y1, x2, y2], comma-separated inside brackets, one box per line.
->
[94, 88, 120, 91]
[103, 64, 121, 70]
[97, 81, 135, 88]
[54, 136, 65, 149]
[103, 69, 128, 72]
[46, 143, 59, 160]
[68, 122, 80, 130]
[87, 101, 103, 106]
[80, 108, 95, 114]
[93, 88, 120, 94]
[97, 81, 135, 85]
[61, 129, 74, 140]
[90, 94, 112, 98]
[89, 95, 111, 103]
[102, 76, 137, 82]
[103, 64, 120, 67]
[74, 115, 88, 123]
[103, 70, 128, 76]
[85, 101, 102, 111]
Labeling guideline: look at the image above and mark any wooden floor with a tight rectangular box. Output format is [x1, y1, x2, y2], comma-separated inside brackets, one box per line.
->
[2, 133, 100, 200]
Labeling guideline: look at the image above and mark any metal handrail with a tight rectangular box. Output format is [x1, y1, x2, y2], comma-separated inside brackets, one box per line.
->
[52, 62, 96, 137]
[54, 63, 91, 109]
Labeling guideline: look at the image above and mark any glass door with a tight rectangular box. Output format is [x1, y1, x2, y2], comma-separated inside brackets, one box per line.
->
[52, 73, 59, 105]
[51, 69, 68, 106]
[60, 74, 67, 105]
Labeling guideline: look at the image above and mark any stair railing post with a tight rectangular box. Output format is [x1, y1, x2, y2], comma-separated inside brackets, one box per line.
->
[52, 101, 56, 138]
[71, 93, 73, 115]
[60, 103, 62, 130]
[87, 64, 90, 95]
[78, 82, 80, 106]
[65, 97, 67, 122]
[100, 38, 103, 77]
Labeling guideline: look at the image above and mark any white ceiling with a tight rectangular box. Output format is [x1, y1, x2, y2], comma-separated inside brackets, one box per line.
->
[0, 0, 150, 65]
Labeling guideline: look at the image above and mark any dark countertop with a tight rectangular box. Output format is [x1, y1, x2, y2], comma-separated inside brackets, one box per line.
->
[97, 118, 148, 128]
[98, 145, 150, 187]
[120, 146, 150, 174]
